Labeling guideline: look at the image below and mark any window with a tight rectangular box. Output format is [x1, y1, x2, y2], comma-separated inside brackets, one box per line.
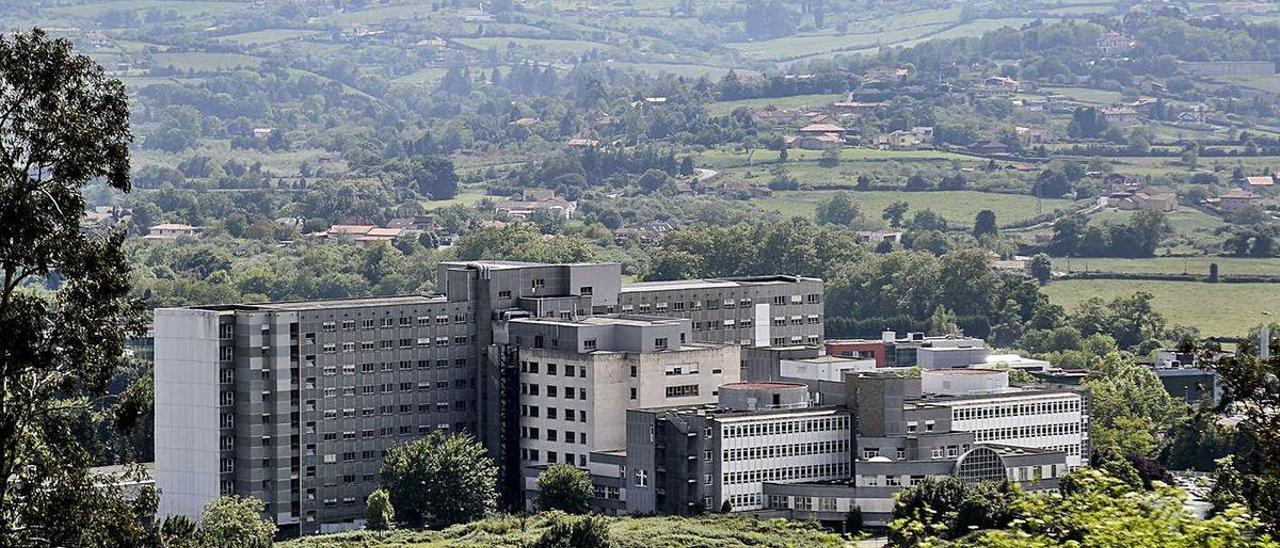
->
[583, 339, 597, 351]
[772, 296, 786, 306]
[498, 290, 512, 299]
[665, 385, 699, 398]
[635, 469, 648, 487]
[579, 286, 593, 296]
[654, 338, 668, 350]
[531, 278, 545, 289]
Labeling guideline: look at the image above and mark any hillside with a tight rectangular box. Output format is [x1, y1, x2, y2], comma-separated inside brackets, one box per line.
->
[278, 514, 852, 548]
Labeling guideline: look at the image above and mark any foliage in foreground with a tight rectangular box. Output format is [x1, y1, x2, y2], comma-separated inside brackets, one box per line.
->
[889, 468, 1276, 548]
[278, 513, 848, 548]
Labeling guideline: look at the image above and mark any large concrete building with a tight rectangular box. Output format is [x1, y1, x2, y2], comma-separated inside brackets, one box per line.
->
[590, 368, 1087, 527]
[154, 261, 823, 535]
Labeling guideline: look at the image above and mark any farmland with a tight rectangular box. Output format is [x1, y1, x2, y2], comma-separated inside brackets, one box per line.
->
[1044, 279, 1280, 337]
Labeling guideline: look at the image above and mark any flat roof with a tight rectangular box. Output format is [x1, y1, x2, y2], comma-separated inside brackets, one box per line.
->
[620, 275, 818, 293]
[441, 260, 620, 270]
[196, 294, 448, 312]
[722, 382, 807, 389]
[510, 314, 685, 328]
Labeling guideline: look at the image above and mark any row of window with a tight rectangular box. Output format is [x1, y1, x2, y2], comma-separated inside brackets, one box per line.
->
[770, 336, 821, 347]
[316, 379, 467, 398]
[620, 293, 821, 313]
[320, 336, 469, 353]
[723, 439, 849, 462]
[952, 398, 1081, 421]
[521, 448, 588, 467]
[520, 405, 588, 422]
[320, 401, 469, 419]
[722, 415, 850, 439]
[972, 421, 1081, 442]
[519, 427, 588, 445]
[521, 383, 588, 400]
[856, 473, 935, 487]
[317, 314, 469, 332]
[317, 358, 469, 376]
[519, 361, 587, 378]
[666, 384, 700, 398]
[722, 462, 849, 485]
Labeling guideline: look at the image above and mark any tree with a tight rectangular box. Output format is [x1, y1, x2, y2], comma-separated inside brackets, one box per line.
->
[637, 168, 670, 193]
[1086, 353, 1184, 458]
[197, 496, 277, 548]
[928, 305, 961, 336]
[905, 174, 930, 191]
[720, 500, 734, 513]
[380, 431, 498, 528]
[0, 30, 155, 547]
[815, 191, 860, 226]
[365, 488, 395, 531]
[882, 201, 909, 228]
[413, 156, 459, 200]
[1028, 254, 1051, 284]
[973, 209, 998, 239]
[537, 463, 592, 514]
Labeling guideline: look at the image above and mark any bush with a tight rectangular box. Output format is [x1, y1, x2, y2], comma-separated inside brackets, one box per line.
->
[537, 463, 592, 514]
[365, 488, 395, 530]
[533, 514, 612, 548]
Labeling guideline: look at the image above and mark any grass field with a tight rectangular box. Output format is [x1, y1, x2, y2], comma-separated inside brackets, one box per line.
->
[1088, 207, 1222, 237]
[151, 51, 263, 72]
[1044, 279, 1280, 336]
[1039, 86, 1123, 105]
[46, 0, 249, 20]
[697, 146, 980, 168]
[1057, 256, 1280, 277]
[218, 29, 320, 46]
[421, 189, 488, 211]
[754, 189, 1074, 225]
[705, 94, 844, 116]
[453, 37, 617, 57]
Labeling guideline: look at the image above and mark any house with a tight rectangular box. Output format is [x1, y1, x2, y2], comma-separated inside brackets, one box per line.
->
[144, 223, 201, 240]
[855, 230, 902, 244]
[1246, 176, 1276, 189]
[510, 117, 539, 127]
[1097, 31, 1135, 55]
[566, 137, 599, 149]
[798, 133, 843, 150]
[969, 139, 1009, 154]
[1003, 162, 1041, 172]
[1133, 187, 1177, 212]
[875, 130, 920, 150]
[1217, 189, 1263, 212]
[992, 255, 1031, 273]
[798, 123, 845, 137]
[354, 227, 403, 243]
[1015, 126, 1056, 145]
[386, 215, 437, 231]
[415, 36, 447, 48]
[720, 180, 772, 199]
[325, 224, 375, 240]
[1101, 107, 1140, 128]
[252, 127, 275, 139]
[752, 109, 808, 126]
[521, 188, 558, 202]
[831, 95, 887, 115]
[494, 193, 577, 220]
[614, 222, 675, 245]
[974, 76, 1020, 96]
[910, 126, 934, 143]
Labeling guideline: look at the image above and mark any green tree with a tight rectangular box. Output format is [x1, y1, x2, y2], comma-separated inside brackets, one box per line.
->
[973, 209, 998, 238]
[413, 156, 459, 200]
[1028, 254, 1051, 284]
[882, 201, 910, 228]
[380, 431, 498, 528]
[815, 191, 860, 226]
[1086, 353, 1185, 457]
[365, 488, 395, 531]
[537, 463, 592, 514]
[197, 496, 277, 548]
[0, 29, 156, 547]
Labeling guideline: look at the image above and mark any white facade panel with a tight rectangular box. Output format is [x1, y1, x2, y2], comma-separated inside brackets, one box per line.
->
[154, 308, 222, 520]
